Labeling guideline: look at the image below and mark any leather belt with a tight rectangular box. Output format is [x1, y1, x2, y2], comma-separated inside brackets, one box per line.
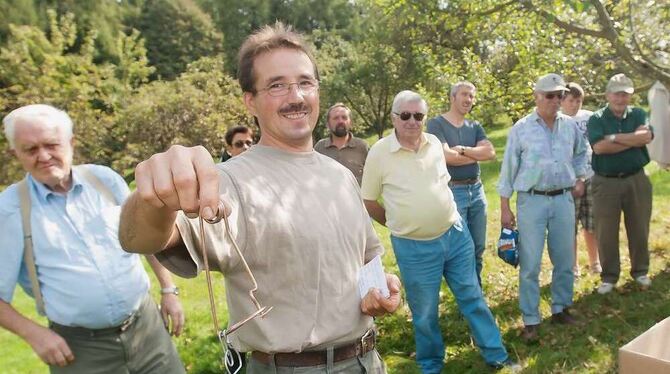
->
[449, 177, 480, 186]
[49, 312, 140, 337]
[528, 188, 570, 196]
[597, 169, 641, 178]
[251, 329, 376, 367]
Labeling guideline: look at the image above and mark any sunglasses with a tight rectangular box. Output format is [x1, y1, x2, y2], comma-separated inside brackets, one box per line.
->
[544, 92, 565, 100]
[393, 112, 425, 121]
[233, 140, 253, 148]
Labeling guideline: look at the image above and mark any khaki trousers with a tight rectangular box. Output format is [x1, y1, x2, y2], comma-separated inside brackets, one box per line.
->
[49, 294, 185, 374]
[591, 170, 652, 284]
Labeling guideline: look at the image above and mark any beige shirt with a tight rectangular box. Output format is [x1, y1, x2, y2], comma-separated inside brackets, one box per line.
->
[157, 145, 383, 353]
[361, 131, 459, 240]
[314, 134, 369, 186]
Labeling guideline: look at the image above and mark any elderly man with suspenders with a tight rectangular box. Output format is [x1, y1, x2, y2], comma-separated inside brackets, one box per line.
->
[0, 104, 185, 373]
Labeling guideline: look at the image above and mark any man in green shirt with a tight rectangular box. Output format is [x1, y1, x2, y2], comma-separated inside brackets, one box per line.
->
[587, 73, 653, 295]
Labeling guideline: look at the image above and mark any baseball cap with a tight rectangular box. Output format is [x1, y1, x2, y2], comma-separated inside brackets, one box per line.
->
[606, 73, 634, 94]
[534, 73, 568, 92]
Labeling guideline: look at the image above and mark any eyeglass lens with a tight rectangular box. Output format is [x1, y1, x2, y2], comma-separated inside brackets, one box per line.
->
[234, 140, 253, 148]
[398, 112, 425, 121]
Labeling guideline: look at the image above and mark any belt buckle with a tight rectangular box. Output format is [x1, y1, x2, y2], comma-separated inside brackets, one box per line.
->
[359, 329, 374, 356]
[119, 313, 136, 332]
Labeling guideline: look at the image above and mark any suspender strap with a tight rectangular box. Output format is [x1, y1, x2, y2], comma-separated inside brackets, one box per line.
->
[76, 165, 118, 205]
[18, 177, 46, 316]
[17, 165, 118, 316]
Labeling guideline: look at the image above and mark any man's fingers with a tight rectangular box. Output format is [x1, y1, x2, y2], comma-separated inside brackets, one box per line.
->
[59, 341, 74, 364]
[135, 162, 165, 208]
[51, 350, 68, 367]
[171, 155, 201, 216]
[173, 313, 185, 337]
[192, 146, 219, 219]
[161, 306, 170, 328]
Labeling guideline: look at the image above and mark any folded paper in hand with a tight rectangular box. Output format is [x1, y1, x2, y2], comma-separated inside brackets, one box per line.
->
[358, 255, 390, 299]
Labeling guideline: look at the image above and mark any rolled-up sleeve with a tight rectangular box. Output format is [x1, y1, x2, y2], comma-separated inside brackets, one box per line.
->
[0, 207, 27, 303]
[572, 124, 588, 178]
[497, 126, 520, 198]
[361, 146, 383, 201]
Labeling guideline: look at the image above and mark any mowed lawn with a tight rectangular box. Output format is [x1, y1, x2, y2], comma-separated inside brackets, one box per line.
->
[2, 125, 669, 373]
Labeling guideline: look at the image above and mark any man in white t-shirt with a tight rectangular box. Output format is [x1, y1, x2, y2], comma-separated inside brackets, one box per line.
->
[561, 82, 601, 277]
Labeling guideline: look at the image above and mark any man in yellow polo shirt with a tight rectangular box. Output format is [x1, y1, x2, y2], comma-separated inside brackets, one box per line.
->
[361, 90, 518, 373]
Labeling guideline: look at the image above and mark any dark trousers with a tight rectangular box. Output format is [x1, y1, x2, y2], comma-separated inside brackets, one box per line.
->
[49, 294, 184, 374]
[592, 170, 652, 284]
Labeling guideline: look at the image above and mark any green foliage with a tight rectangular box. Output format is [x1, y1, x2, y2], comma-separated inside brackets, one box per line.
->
[131, 0, 223, 80]
[112, 56, 250, 178]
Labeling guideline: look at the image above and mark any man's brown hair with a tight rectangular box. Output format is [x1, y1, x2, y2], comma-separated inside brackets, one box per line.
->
[565, 82, 585, 98]
[326, 102, 351, 121]
[237, 22, 319, 94]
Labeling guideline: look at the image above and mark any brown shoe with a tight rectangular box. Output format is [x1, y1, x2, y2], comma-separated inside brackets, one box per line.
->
[551, 309, 577, 325]
[521, 324, 539, 343]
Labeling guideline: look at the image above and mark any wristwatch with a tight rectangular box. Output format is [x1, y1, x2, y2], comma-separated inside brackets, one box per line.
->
[607, 134, 616, 143]
[160, 286, 179, 296]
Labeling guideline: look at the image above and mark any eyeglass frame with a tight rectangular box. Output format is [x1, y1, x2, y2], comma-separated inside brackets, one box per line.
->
[256, 79, 320, 97]
[232, 140, 253, 149]
[393, 111, 426, 121]
[543, 91, 566, 100]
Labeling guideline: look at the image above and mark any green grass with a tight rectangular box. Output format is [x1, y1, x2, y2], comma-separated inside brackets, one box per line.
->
[2, 126, 670, 373]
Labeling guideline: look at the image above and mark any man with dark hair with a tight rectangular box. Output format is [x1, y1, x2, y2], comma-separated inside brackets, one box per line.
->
[426, 81, 495, 287]
[560, 82, 601, 277]
[588, 73, 653, 295]
[221, 125, 254, 162]
[314, 103, 368, 185]
[119, 22, 400, 373]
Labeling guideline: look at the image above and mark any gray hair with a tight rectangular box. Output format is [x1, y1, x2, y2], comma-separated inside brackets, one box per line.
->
[2, 104, 73, 149]
[450, 81, 476, 98]
[392, 90, 428, 114]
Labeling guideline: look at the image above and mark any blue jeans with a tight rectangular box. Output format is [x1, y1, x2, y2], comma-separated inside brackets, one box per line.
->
[517, 192, 575, 326]
[450, 182, 487, 286]
[391, 219, 508, 374]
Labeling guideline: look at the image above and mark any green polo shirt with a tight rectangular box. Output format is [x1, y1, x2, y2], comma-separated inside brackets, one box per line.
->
[587, 105, 650, 175]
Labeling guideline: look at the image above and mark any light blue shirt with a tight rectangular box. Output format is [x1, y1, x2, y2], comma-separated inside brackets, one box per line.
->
[0, 165, 149, 328]
[497, 110, 588, 198]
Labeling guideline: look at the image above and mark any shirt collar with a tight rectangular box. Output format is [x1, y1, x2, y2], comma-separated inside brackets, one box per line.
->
[29, 168, 83, 203]
[531, 109, 566, 128]
[323, 132, 354, 148]
[388, 130, 429, 153]
[604, 105, 632, 120]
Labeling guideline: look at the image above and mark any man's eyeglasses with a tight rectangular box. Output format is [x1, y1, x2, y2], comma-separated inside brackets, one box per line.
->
[393, 112, 425, 121]
[258, 79, 319, 97]
[233, 140, 253, 149]
[544, 92, 565, 100]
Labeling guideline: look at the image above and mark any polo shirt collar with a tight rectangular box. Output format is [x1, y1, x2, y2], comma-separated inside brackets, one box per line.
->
[388, 130, 429, 153]
[29, 168, 83, 203]
[604, 105, 632, 120]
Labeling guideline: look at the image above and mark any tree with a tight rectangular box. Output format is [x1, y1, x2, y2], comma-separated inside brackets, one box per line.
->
[521, 0, 670, 87]
[0, 10, 153, 186]
[111, 56, 250, 179]
[132, 0, 223, 80]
